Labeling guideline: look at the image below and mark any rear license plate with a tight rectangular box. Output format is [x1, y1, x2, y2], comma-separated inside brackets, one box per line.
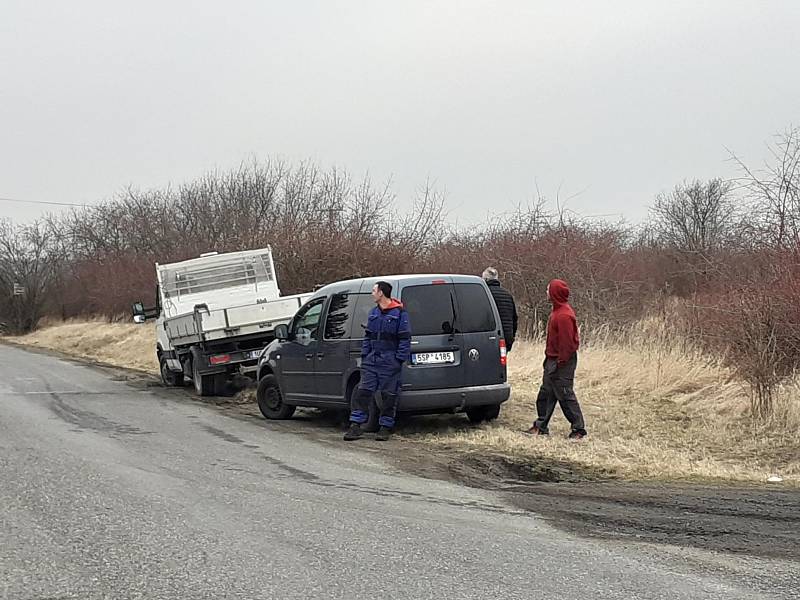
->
[412, 351, 455, 365]
[250, 350, 263, 359]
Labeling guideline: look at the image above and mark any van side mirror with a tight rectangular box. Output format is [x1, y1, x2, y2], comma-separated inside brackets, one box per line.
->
[274, 323, 289, 341]
[295, 328, 312, 346]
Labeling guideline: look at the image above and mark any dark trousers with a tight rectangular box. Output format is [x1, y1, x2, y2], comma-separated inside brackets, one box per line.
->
[349, 367, 401, 428]
[533, 355, 586, 434]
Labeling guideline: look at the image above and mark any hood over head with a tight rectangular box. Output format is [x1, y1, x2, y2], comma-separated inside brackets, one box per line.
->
[548, 279, 570, 305]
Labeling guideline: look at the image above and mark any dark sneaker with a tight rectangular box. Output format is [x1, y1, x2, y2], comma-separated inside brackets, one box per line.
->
[568, 430, 587, 441]
[343, 423, 363, 441]
[524, 423, 548, 435]
[375, 426, 392, 441]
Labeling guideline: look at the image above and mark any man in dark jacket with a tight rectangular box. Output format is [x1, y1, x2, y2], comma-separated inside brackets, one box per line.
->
[483, 267, 518, 351]
[526, 278, 587, 439]
[344, 280, 411, 442]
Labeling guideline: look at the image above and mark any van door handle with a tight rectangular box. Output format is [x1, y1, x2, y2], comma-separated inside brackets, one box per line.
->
[305, 353, 314, 359]
[316, 353, 325, 359]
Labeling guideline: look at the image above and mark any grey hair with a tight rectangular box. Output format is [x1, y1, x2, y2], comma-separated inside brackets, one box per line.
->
[482, 267, 499, 280]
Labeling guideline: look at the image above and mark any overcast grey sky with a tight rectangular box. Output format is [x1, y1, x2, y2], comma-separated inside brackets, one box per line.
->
[1, 1, 799, 225]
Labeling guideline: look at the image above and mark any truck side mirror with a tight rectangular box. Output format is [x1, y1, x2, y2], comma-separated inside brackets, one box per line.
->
[132, 300, 158, 323]
[132, 302, 146, 324]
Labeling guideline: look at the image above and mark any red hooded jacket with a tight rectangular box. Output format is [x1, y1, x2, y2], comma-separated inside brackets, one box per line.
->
[545, 279, 580, 365]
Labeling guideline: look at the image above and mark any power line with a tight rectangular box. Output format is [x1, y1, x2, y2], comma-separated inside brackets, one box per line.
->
[0, 196, 87, 208]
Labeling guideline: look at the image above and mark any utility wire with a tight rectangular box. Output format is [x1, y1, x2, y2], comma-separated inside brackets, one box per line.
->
[0, 196, 87, 208]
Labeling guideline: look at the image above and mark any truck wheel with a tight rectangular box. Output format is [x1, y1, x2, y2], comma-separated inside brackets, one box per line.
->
[466, 404, 501, 424]
[192, 358, 221, 397]
[257, 374, 295, 420]
[160, 357, 185, 387]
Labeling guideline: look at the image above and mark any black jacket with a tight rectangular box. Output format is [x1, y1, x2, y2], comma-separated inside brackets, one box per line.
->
[487, 279, 518, 349]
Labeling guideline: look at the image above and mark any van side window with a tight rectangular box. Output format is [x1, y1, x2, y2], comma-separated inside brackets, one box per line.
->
[402, 284, 456, 335]
[324, 293, 352, 340]
[292, 297, 325, 339]
[351, 294, 375, 339]
[454, 283, 497, 332]
[323, 293, 373, 340]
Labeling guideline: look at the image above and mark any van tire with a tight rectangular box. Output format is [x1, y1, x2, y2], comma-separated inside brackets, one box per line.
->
[257, 374, 295, 420]
[466, 404, 501, 424]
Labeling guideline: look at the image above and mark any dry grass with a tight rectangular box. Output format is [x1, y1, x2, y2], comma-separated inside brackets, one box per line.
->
[7, 319, 799, 486]
[403, 319, 800, 486]
[7, 319, 159, 374]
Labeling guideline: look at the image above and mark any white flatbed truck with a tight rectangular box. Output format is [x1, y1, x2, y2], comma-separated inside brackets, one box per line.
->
[132, 247, 311, 396]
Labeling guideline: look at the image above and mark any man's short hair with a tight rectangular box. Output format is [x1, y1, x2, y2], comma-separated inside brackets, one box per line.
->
[482, 267, 499, 281]
[376, 281, 393, 298]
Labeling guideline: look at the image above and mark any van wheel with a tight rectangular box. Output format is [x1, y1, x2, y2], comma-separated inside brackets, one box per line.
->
[160, 357, 185, 387]
[257, 374, 296, 420]
[466, 404, 501, 424]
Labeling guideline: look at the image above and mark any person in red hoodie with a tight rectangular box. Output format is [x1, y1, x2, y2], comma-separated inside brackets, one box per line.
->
[526, 279, 587, 439]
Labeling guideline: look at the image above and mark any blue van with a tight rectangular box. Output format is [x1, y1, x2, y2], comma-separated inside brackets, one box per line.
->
[255, 274, 510, 424]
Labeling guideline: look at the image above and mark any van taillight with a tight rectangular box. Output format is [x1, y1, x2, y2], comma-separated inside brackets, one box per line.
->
[431, 279, 447, 285]
[210, 354, 231, 365]
[499, 339, 507, 366]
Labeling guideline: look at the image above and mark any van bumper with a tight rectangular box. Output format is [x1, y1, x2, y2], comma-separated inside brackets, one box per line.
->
[398, 383, 511, 412]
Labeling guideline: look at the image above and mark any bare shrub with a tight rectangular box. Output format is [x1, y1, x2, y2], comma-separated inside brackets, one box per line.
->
[0, 219, 62, 333]
[732, 126, 800, 249]
[694, 253, 800, 419]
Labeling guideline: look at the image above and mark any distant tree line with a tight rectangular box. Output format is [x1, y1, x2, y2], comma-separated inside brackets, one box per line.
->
[2, 128, 799, 418]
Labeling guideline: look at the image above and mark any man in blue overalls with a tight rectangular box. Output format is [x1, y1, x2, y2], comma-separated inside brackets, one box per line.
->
[344, 280, 411, 442]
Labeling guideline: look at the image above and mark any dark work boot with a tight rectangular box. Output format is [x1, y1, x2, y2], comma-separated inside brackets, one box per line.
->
[343, 423, 363, 441]
[525, 423, 548, 435]
[375, 426, 392, 441]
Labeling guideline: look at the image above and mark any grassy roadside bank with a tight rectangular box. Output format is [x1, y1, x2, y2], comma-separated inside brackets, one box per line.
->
[6, 320, 799, 487]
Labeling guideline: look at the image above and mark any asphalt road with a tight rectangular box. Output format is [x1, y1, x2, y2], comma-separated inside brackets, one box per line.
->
[1, 343, 797, 600]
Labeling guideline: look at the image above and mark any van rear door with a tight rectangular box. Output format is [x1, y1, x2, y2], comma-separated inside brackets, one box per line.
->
[400, 279, 466, 393]
[453, 282, 506, 388]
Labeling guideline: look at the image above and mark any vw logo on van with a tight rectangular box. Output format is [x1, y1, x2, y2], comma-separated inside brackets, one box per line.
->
[468, 348, 480, 361]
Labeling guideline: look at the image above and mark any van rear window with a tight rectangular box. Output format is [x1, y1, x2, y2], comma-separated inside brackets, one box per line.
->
[454, 283, 497, 333]
[402, 283, 496, 335]
[402, 284, 456, 336]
